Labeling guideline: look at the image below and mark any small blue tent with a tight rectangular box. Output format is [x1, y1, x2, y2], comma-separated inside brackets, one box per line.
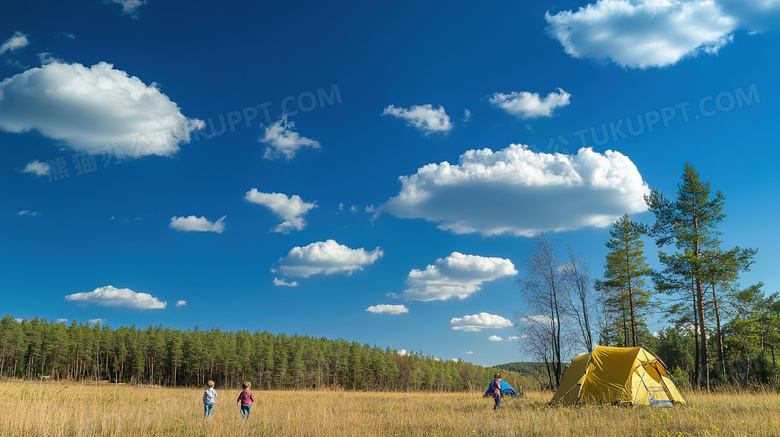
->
[482, 380, 518, 397]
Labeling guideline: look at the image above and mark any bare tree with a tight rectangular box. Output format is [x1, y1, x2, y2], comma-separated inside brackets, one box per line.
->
[517, 232, 572, 389]
[561, 243, 596, 352]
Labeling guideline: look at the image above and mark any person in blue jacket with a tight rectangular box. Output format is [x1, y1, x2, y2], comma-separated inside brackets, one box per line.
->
[483, 374, 519, 409]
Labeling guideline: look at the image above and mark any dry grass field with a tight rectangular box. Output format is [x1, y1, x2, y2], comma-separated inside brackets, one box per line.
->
[1, 379, 779, 436]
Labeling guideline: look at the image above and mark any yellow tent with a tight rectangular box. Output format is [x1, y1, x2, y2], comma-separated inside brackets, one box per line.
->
[550, 345, 687, 406]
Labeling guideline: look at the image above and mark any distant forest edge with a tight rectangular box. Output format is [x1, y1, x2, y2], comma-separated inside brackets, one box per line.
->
[0, 316, 526, 391]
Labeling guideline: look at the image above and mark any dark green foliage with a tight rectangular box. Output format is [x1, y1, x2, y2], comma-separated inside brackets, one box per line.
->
[0, 315, 523, 391]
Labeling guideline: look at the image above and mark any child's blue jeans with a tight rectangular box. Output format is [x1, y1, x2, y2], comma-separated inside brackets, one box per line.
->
[204, 404, 214, 418]
[494, 396, 501, 409]
[240, 405, 251, 419]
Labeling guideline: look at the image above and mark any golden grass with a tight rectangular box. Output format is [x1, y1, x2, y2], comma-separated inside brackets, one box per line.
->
[1, 379, 779, 436]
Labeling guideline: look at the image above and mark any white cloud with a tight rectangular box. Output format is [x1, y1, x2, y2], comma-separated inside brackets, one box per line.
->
[398, 349, 408, 356]
[463, 109, 472, 123]
[381, 145, 649, 237]
[278, 239, 383, 278]
[56, 318, 68, 323]
[465, 351, 474, 355]
[37, 52, 62, 65]
[398, 252, 517, 302]
[519, 314, 557, 325]
[273, 277, 299, 287]
[259, 115, 320, 160]
[14, 318, 23, 323]
[382, 104, 452, 134]
[450, 312, 513, 332]
[489, 335, 503, 342]
[0, 62, 204, 156]
[169, 215, 226, 233]
[720, 0, 780, 32]
[507, 336, 521, 341]
[545, 0, 737, 69]
[22, 160, 50, 177]
[0, 32, 29, 56]
[17, 210, 41, 217]
[107, 0, 147, 17]
[245, 189, 317, 233]
[175, 300, 186, 307]
[88, 318, 106, 325]
[490, 88, 571, 119]
[366, 304, 409, 315]
[65, 285, 166, 309]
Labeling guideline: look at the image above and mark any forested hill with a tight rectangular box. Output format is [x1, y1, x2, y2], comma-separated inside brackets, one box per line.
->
[0, 316, 524, 391]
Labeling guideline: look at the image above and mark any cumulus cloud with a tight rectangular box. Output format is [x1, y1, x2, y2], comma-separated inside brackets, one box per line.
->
[366, 304, 409, 315]
[245, 189, 317, 233]
[65, 285, 166, 309]
[382, 104, 452, 134]
[490, 88, 571, 119]
[545, 0, 737, 69]
[169, 215, 226, 233]
[22, 160, 50, 177]
[259, 115, 320, 160]
[719, 0, 780, 32]
[398, 252, 517, 302]
[278, 239, 383, 278]
[381, 145, 649, 237]
[450, 312, 513, 332]
[0, 32, 29, 56]
[273, 277, 299, 287]
[175, 300, 186, 307]
[88, 318, 106, 325]
[107, 0, 147, 17]
[56, 318, 68, 323]
[17, 210, 41, 217]
[0, 62, 204, 156]
[489, 335, 503, 342]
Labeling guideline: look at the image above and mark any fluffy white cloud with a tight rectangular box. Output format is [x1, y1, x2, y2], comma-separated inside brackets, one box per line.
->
[245, 189, 317, 233]
[450, 312, 513, 332]
[719, 0, 780, 32]
[169, 215, 226, 233]
[278, 239, 383, 278]
[0, 62, 204, 156]
[22, 160, 50, 177]
[465, 351, 474, 355]
[545, 0, 737, 69]
[382, 104, 452, 134]
[507, 336, 521, 341]
[175, 300, 186, 307]
[273, 277, 299, 287]
[398, 349, 408, 356]
[65, 285, 166, 309]
[398, 252, 517, 302]
[382, 145, 649, 237]
[0, 32, 29, 56]
[488, 335, 503, 342]
[108, 0, 147, 17]
[56, 318, 68, 324]
[366, 304, 409, 315]
[259, 115, 320, 160]
[17, 210, 41, 217]
[489, 88, 571, 119]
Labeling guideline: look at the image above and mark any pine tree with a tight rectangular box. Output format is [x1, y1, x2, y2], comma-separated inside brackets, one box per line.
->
[596, 214, 652, 348]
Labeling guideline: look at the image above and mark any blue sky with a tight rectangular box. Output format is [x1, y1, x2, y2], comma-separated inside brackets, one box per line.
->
[1, 0, 779, 366]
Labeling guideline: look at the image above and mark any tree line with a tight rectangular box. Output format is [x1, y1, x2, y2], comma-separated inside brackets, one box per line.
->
[0, 316, 523, 392]
[517, 163, 776, 391]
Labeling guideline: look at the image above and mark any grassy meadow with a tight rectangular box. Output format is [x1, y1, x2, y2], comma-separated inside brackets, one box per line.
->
[1, 379, 780, 436]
